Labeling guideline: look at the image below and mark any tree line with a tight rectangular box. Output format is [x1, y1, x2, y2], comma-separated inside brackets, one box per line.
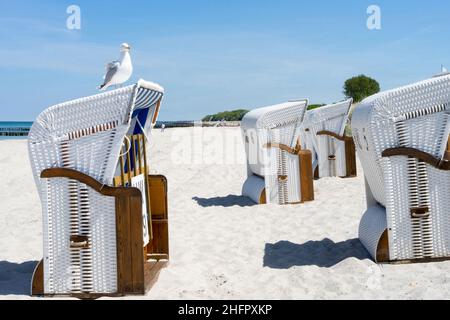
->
[202, 75, 380, 121]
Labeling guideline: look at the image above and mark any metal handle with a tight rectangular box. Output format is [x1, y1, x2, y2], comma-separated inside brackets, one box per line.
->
[70, 235, 89, 249]
[410, 207, 430, 218]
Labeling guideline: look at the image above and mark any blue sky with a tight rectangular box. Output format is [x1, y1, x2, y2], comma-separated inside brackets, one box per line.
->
[0, 0, 449, 121]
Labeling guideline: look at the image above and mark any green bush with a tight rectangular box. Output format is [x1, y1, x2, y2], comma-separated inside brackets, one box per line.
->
[307, 104, 326, 110]
[344, 75, 380, 103]
[202, 109, 249, 121]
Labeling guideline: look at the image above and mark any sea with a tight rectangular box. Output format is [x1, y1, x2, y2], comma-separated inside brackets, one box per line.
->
[0, 121, 33, 140]
[0, 121, 196, 140]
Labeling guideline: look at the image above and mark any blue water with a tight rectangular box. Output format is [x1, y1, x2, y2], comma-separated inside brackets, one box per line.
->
[0, 121, 33, 140]
[0, 120, 196, 140]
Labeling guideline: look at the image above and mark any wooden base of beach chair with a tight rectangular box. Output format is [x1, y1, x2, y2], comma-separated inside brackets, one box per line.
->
[445, 137, 450, 161]
[259, 188, 267, 204]
[344, 137, 357, 178]
[31, 260, 44, 296]
[313, 166, 320, 180]
[31, 168, 169, 299]
[299, 150, 314, 202]
[374, 229, 450, 264]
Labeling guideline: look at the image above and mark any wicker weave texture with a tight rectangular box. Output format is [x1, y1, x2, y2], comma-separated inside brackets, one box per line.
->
[352, 75, 450, 206]
[42, 178, 117, 294]
[301, 99, 352, 178]
[241, 100, 308, 204]
[359, 204, 387, 261]
[352, 75, 450, 260]
[29, 81, 164, 294]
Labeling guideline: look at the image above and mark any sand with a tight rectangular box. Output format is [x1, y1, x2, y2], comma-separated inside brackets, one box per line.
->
[1, 127, 450, 300]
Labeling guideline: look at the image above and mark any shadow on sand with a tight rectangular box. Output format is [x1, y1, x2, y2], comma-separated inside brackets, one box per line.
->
[263, 238, 370, 269]
[192, 195, 256, 207]
[0, 260, 38, 295]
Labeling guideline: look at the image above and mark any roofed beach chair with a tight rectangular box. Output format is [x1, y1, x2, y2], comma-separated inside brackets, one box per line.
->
[241, 100, 314, 205]
[352, 75, 450, 263]
[28, 80, 169, 298]
[300, 99, 356, 179]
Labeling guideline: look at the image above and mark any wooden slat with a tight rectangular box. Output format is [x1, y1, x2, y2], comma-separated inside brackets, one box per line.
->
[130, 195, 145, 293]
[31, 259, 44, 296]
[125, 137, 132, 184]
[259, 188, 267, 205]
[152, 100, 161, 124]
[115, 196, 132, 293]
[137, 134, 143, 175]
[147, 175, 169, 257]
[445, 135, 450, 161]
[131, 135, 137, 177]
[148, 175, 168, 220]
[376, 229, 390, 263]
[119, 145, 126, 187]
[344, 137, 357, 178]
[113, 134, 148, 185]
[299, 150, 314, 202]
[150, 220, 169, 256]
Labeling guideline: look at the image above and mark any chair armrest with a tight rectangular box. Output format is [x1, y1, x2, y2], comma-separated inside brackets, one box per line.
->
[41, 168, 141, 197]
[316, 130, 352, 142]
[263, 143, 301, 155]
[381, 147, 450, 171]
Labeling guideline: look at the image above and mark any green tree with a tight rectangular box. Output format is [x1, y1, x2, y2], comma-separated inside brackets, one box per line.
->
[344, 75, 380, 103]
[202, 109, 249, 121]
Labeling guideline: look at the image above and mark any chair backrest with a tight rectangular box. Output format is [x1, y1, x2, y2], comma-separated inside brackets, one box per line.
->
[29, 79, 164, 190]
[300, 99, 352, 174]
[352, 75, 450, 207]
[241, 100, 308, 177]
[241, 100, 309, 204]
[303, 99, 352, 137]
[28, 80, 164, 294]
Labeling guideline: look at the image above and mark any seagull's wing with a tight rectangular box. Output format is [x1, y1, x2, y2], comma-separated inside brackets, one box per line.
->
[99, 61, 120, 90]
[103, 60, 120, 80]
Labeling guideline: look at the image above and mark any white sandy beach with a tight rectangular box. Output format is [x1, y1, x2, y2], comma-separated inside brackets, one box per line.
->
[1, 127, 450, 300]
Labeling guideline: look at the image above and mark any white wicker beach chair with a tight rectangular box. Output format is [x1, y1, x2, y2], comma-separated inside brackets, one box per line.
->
[352, 74, 450, 263]
[28, 79, 169, 297]
[241, 99, 314, 205]
[300, 99, 355, 179]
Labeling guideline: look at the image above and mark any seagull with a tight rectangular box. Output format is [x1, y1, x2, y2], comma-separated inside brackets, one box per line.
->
[98, 43, 133, 90]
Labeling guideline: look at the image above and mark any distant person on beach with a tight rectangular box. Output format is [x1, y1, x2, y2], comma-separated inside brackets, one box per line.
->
[161, 123, 165, 133]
